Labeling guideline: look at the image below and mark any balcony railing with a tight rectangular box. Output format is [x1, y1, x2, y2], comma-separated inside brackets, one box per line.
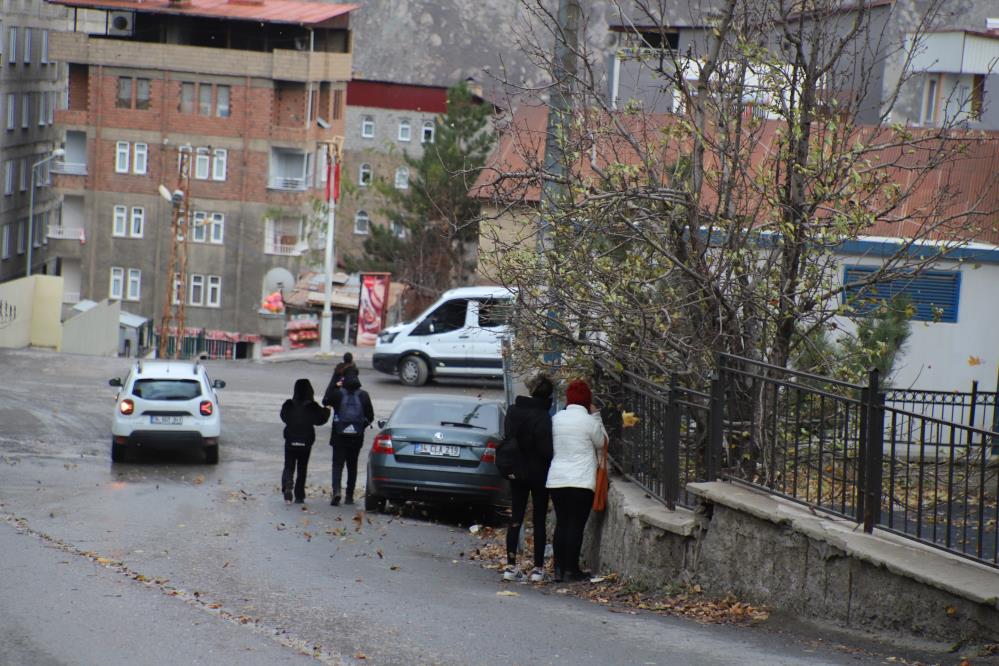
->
[63, 291, 81, 304]
[47, 225, 86, 241]
[264, 239, 307, 256]
[268, 176, 308, 191]
[51, 160, 87, 176]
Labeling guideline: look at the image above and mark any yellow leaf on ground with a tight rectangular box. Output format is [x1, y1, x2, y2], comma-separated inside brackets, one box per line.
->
[496, 590, 520, 597]
[968, 356, 983, 367]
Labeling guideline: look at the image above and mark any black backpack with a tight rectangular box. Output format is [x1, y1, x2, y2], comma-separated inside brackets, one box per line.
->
[334, 391, 365, 435]
[495, 436, 524, 481]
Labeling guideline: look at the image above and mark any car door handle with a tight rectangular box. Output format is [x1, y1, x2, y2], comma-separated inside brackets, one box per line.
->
[458, 335, 470, 339]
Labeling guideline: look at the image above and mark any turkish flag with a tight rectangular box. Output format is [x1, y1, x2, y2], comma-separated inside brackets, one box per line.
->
[333, 161, 341, 203]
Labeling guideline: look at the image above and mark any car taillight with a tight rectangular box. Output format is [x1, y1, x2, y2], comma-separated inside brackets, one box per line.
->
[119, 399, 134, 415]
[200, 401, 214, 416]
[372, 433, 394, 455]
[481, 440, 498, 464]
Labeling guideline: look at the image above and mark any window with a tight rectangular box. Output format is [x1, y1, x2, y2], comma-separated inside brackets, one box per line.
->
[361, 115, 374, 138]
[19, 158, 27, 191]
[8, 27, 16, 66]
[191, 211, 207, 242]
[3, 160, 12, 195]
[212, 148, 227, 181]
[422, 120, 435, 143]
[116, 77, 132, 108]
[478, 298, 512, 328]
[40, 30, 48, 64]
[207, 275, 222, 307]
[971, 74, 985, 121]
[354, 210, 370, 235]
[394, 166, 409, 189]
[216, 85, 230, 117]
[112, 205, 127, 236]
[390, 220, 406, 238]
[126, 268, 141, 301]
[109, 267, 124, 299]
[180, 82, 195, 113]
[199, 84, 212, 116]
[16, 220, 25, 253]
[47, 91, 54, 124]
[171, 274, 182, 305]
[22, 27, 30, 64]
[398, 118, 411, 142]
[1, 224, 9, 259]
[38, 91, 46, 126]
[209, 213, 224, 243]
[417, 299, 469, 335]
[358, 163, 372, 187]
[135, 78, 150, 110]
[922, 77, 939, 125]
[332, 89, 343, 120]
[194, 148, 210, 180]
[21, 94, 29, 128]
[133, 142, 147, 174]
[189, 274, 205, 305]
[130, 207, 144, 237]
[843, 266, 961, 323]
[115, 141, 129, 173]
[6, 93, 14, 129]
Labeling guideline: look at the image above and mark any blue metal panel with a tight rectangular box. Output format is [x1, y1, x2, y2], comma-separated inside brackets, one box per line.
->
[842, 266, 961, 323]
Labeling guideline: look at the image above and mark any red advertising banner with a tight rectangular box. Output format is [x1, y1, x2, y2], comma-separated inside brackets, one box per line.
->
[356, 272, 391, 346]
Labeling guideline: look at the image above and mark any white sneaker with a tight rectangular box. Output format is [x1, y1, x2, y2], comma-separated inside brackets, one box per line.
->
[528, 567, 547, 583]
[502, 566, 525, 582]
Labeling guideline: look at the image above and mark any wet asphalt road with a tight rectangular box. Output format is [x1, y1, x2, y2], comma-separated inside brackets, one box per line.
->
[0, 348, 917, 665]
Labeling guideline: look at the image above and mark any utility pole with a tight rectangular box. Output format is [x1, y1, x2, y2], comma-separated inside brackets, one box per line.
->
[320, 137, 343, 355]
[158, 145, 192, 359]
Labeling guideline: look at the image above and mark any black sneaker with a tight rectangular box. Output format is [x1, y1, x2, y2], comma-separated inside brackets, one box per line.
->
[344, 497, 354, 505]
[283, 489, 293, 503]
[330, 495, 341, 506]
[294, 497, 304, 504]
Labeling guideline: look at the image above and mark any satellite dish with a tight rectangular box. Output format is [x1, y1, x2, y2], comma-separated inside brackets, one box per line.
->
[262, 267, 295, 299]
[159, 185, 173, 202]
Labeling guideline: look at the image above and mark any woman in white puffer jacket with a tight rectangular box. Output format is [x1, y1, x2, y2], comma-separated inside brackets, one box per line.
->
[546, 379, 607, 583]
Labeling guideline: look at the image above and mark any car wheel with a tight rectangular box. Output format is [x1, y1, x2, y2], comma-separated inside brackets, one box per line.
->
[205, 444, 219, 465]
[111, 439, 126, 463]
[398, 355, 429, 386]
[364, 493, 386, 513]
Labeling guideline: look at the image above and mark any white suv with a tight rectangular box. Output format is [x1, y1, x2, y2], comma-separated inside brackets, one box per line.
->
[109, 360, 226, 464]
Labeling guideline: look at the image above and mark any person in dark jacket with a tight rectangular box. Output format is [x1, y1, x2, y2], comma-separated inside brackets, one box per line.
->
[501, 374, 555, 583]
[280, 378, 331, 504]
[324, 373, 375, 506]
[322, 353, 358, 403]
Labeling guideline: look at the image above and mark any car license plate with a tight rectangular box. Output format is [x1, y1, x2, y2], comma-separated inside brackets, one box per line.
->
[415, 444, 460, 457]
[151, 416, 182, 425]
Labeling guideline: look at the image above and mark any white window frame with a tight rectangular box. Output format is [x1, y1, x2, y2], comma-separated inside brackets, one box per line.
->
[211, 148, 227, 181]
[112, 205, 127, 237]
[358, 163, 372, 187]
[216, 85, 230, 118]
[206, 275, 222, 307]
[1, 224, 9, 258]
[22, 27, 30, 65]
[6, 93, 14, 130]
[8, 27, 16, 65]
[130, 206, 144, 237]
[422, 120, 435, 143]
[194, 149, 210, 180]
[126, 268, 141, 301]
[191, 211, 207, 242]
[354, 210, 370, 235]
[922, 76, 939, 125]
[40, 30, 48, 64]
[115, 141, 130, 173]
[38, 91, 46, 126]
[398, 118, 411, 142]
[171, 273, 183, 305]
[209, 212, 224, 244]
[133, 142, 148, 174]
[189, 274, 205, 306]
[109, 267, 124, 299]
[361, 114, 374, 138]
[19, 158, 27, 192]
[21, 94, 29, 128]
[394, 166, 409, 190]
[3, 160, 13, 195]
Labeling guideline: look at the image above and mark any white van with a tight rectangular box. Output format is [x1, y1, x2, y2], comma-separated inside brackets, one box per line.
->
[372, 286, 514, 386]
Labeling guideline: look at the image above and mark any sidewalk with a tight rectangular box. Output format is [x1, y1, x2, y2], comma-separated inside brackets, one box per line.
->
[259, 342, 374, 366]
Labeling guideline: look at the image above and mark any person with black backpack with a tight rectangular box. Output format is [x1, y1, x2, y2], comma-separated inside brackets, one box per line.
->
[280, 379, 331, 504]
[325, 372, 374, 506]
[498, 374, 554, 583]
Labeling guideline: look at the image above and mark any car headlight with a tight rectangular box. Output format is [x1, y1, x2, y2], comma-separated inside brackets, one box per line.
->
[377, 331, 398, 344]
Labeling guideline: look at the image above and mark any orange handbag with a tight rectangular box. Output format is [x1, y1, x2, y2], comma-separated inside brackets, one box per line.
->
[593, 436, 609, 512]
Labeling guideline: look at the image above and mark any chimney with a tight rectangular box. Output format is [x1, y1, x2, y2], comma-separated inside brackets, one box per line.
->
[464, 76, 484, 99]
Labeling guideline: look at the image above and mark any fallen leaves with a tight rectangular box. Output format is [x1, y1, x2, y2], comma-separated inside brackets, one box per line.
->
[496, 590, 520, 597]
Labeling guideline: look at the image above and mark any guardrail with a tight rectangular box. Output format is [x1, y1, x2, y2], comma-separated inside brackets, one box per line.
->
[51, 160, 87, 176]
[267, 176, 307, 191]
[47, 225, 85, 240]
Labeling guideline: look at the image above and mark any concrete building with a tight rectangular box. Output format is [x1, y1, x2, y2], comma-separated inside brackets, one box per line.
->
[0, 0, 67, 283]
[45, 0, 356, 353]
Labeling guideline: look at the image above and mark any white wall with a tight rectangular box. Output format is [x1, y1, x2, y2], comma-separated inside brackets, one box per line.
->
[833, 255, 999, 392]
[61, 298, 120, 356]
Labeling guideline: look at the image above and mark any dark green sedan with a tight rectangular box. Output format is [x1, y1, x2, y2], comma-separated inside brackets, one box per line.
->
[364, 395, 510, 513]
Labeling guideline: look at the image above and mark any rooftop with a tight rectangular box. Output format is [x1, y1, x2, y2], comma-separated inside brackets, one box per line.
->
[49, 0, 358, 27]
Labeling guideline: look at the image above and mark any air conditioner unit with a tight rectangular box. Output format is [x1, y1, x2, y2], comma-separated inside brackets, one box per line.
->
[108, 11, 135, 37]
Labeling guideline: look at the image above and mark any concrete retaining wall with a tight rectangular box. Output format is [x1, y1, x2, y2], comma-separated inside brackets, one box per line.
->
[583, 476, 999, 647]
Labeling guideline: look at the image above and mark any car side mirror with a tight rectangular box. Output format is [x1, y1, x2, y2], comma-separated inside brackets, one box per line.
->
[212, 379, 226, 389]
[377, 419, 387, 428]
[109, 378, 122, 387]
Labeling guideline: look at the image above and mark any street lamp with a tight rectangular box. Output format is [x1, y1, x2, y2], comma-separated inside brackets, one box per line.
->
[27, 148, 66, 277]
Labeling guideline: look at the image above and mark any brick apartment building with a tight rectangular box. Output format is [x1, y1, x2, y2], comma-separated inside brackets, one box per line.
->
[45, 0, 356, 351]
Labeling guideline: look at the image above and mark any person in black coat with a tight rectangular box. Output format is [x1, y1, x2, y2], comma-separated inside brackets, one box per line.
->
[323, 372, 375, 506]
[501, 374, 555, 582]
[280, 378, 331, 504]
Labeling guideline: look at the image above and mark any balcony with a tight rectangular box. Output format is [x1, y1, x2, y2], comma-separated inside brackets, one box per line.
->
[48, 225, 86, 241]
[264, 238, 308, 256]
[50, 32, 351, 83]
[267, 176, 308, 192]
[51, 160, 87, 176]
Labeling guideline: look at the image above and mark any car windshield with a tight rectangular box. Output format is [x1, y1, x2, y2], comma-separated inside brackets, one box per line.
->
[132, 379, 202, 400]
[391, 400, 500, 431]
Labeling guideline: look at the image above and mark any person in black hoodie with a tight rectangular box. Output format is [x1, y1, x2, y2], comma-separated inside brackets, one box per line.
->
[501, 374, 555, 583]
[324, 372, 374, 506]
[280, 379, 331, 504]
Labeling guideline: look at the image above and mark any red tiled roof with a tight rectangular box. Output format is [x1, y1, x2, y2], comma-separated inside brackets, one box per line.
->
[48, 0, 358, 26]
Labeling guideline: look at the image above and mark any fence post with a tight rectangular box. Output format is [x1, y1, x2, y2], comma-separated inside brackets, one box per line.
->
[863, 368, 884, 533]
[664, 375, 680, 510]
[707, 356, 725, 481]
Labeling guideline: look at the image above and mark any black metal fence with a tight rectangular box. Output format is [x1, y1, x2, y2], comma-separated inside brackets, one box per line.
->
[595, 354, 999, 568]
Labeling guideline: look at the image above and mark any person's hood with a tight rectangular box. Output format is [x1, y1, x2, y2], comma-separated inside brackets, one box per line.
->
[293, 378, 314, 401]
[514, 395, 551, 411]
[342, 374, 361, 391]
